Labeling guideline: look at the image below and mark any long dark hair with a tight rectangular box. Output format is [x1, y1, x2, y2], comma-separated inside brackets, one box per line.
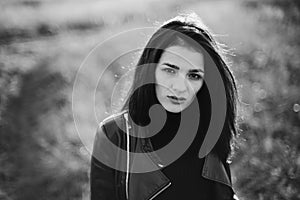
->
[122, 13, 238, 162]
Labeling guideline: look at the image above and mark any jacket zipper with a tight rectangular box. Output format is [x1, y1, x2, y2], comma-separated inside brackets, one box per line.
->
[124, 112, 130, 200]
[123, 111, 171, 200]
[149, 182, 171, 200]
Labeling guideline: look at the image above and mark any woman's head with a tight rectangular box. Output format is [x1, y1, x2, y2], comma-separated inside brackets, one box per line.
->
[155, 44, 205, 113]
[123, 13, 238, 161]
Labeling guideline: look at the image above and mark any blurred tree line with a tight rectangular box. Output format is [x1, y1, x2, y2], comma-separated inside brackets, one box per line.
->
[232, 0, 300, 199]
[0, 0, 299, 199]
[0, 64, 89, 199]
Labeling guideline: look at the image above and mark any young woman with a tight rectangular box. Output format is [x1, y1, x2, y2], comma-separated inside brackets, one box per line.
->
[90, 13, 239, 200]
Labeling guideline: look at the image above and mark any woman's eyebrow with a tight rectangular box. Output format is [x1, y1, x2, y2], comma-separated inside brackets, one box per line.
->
[163, 62, 204, 73]
[163, 63, 179, 70]
[189, 69, 204, 73]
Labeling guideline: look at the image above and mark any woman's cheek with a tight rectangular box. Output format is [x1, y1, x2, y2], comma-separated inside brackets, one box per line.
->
[194, 81, 204, 93]
[188, 83, 200, 95]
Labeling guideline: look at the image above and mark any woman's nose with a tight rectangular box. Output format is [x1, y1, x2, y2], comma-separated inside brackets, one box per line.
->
[171, 75, 187, 93]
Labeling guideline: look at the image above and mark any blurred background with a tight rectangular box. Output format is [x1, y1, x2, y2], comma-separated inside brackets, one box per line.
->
[0, 0, 300, 199]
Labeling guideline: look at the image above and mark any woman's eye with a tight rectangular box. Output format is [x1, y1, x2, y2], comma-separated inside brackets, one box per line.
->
[163, 68, 175, 74]
[188, 73, 202, 80]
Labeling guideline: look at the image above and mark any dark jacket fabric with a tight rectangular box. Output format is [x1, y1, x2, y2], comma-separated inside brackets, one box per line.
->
[90, 110, 238, 200]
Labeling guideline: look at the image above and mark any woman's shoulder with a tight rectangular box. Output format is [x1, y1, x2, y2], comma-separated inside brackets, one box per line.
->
[99, 110, 128, 129]
[92, 110, 129, 161]
[96, 110, 128, 141]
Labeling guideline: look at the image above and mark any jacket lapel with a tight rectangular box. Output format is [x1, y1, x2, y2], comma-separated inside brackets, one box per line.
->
[201, 153, 232, 187]
[128, 125, 170, 200]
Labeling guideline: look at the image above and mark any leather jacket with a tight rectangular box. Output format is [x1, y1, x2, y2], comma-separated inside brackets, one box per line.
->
[90, 110, 238, 200]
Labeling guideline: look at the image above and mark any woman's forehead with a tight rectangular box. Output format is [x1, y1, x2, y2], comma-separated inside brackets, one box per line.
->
[159, 45, 205, 71]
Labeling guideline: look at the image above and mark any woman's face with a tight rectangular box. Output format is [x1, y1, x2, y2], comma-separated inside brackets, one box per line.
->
[155, 45, 205, 113]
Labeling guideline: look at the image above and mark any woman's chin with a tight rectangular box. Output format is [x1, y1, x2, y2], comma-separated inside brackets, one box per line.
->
[163, 104, 186, 113]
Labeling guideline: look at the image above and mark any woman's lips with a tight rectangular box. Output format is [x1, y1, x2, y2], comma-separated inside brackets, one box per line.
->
[167, 95, 186, 104]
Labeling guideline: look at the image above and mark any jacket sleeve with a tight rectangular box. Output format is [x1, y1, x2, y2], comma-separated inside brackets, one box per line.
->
[90, 124, 118, 200]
